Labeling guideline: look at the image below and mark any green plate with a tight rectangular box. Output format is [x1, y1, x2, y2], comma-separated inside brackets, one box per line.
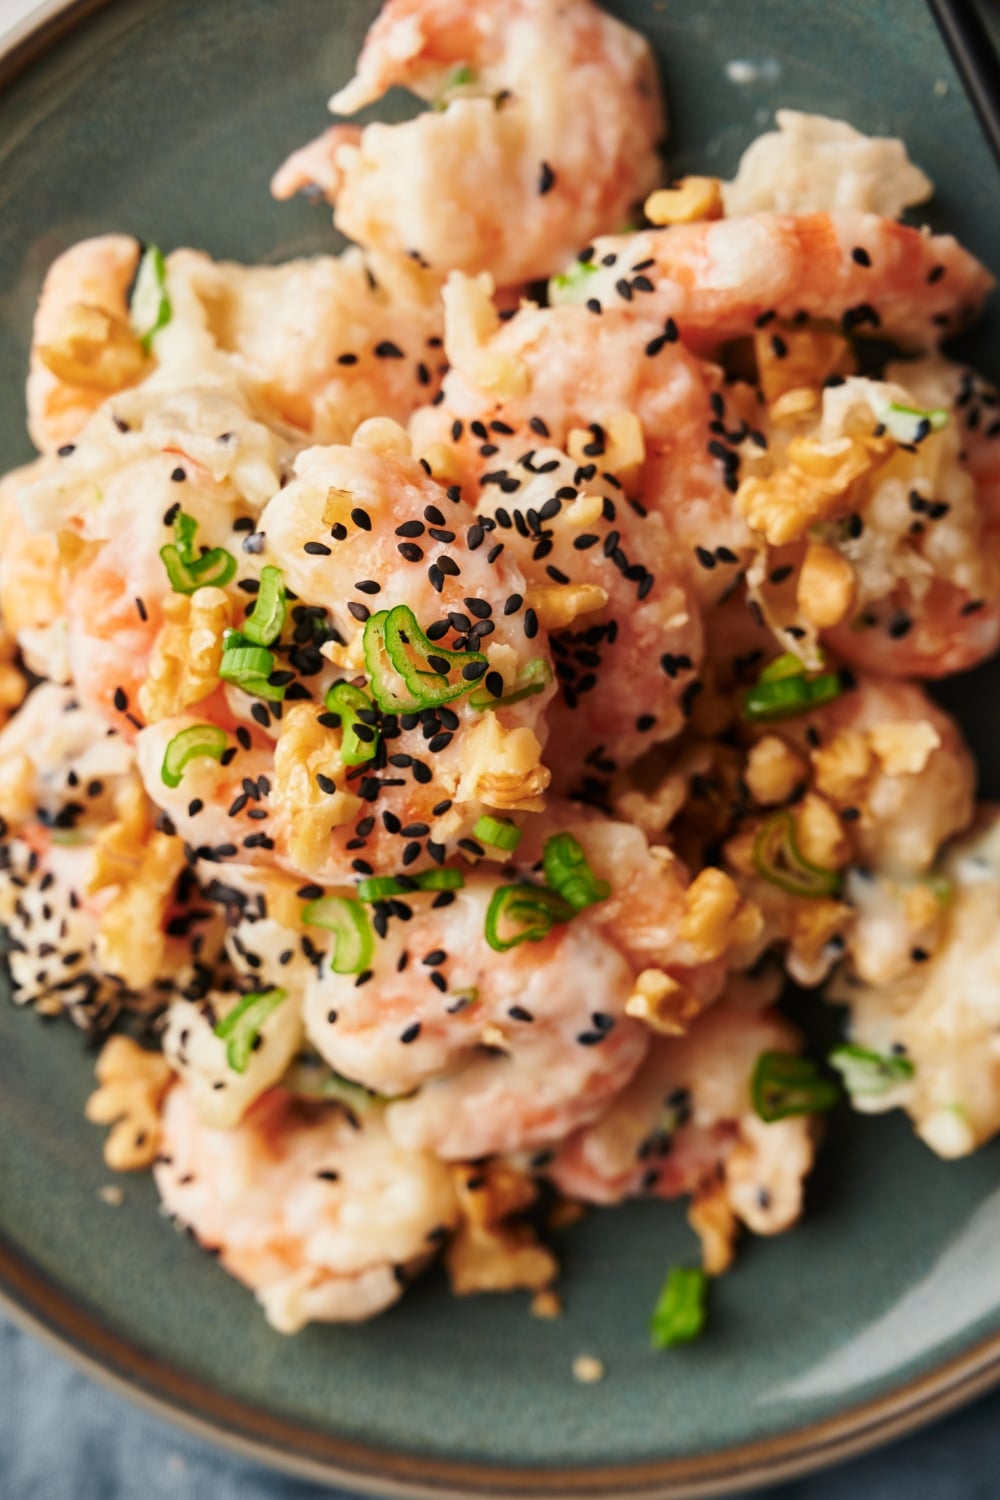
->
[2, 1, 1000, 1495]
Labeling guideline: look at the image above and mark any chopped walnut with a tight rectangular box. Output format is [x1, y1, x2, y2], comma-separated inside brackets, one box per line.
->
[625, 968, 701, 1036]
[810, 728, 872, 804]
[793, 792, 851, 870]
[572, 1354, 605, 1384]
[137, 586, 231, 723]
[523, 581, 608, 631]
[351, 416, 412, 456]
[769, 387, 821, 423]
[0, 527, 64, 637]
[868, 719, 942, 777]
[88, 776, 152, 894]
[680, 868, 763, 962]
[738, 430, 891, 546]
[96, 830, 188, 989]
[85, 1036, 173, 1171]
[644, 176, 723, 225]
[688, 1180, 739, 1275]
[445, 1161, 558, 1297]
[788, 897, 853, 972]
[271, 703, 363, 872]
[36, 302, 147, 392]
[456, 715, 550, 813]
[754, 327, 852, 406]
[796, 542, 856, 629]
[744, 735, 807, 806]
[530, 1289, 563, 1319]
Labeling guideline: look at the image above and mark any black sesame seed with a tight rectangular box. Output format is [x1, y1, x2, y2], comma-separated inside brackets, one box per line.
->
[538, 160, 556, 195]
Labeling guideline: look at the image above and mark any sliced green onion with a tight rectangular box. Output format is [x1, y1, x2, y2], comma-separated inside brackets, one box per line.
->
[432, 62, 476, 108]
[355, 868, 465, 902]
[758, 651, 810, 685]
[650, 1266, 708, 1350]
[363, 606, 487, 713]
[469, 656, 552, 711]
[752, 811, 842, 899]
[543, 832, 610, 911]
[243, 564, 286, 647]
[881, 401, 949, 444]
[548, 256, 602, 308]
[160, 511, 236, 594]
[281, 1055, 384, 1108]
[129, 244, 172, 351]
[484, 883, 574, 952]
[324, 680, 379, 766]
[302, 895, 374, 974]
[751, 1050, 840, 1123]
[218, 631, 285, 702]
[742, 655, 842, 722]
[214, 987, 287, 1074]
[161, 723, 229, 789]
[473, 815, 522, 852]
[829, 1044, 915, 1097]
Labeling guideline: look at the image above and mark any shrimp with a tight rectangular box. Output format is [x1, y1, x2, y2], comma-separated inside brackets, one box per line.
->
[273, 0, 665, 286]
[155, 1080, 459, 1330]
[547, 980, 816, 1245]
[739, 367, 1000, 679]
[300, 871, 647, 1160]
[162, 246, 446, 443]
[0, 687, 225, 1027]
[27, 234, 145, 453]
[13, 382, 285, 733]
[827, 808, 1000, 1160]
[410, 280, 753, 599]
[555, 212, 994, 354]
[137, 430, 555, 883]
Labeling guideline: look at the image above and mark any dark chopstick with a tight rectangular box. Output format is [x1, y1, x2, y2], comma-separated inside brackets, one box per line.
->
[926, 0, 1000, 170]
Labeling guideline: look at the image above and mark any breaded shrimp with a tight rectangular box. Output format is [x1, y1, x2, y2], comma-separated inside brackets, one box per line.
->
[155, 1080, 459, 1330]
[273, 0, 665, 286]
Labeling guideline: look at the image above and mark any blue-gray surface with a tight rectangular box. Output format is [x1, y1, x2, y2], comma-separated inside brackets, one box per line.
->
[2, 1313, 997, 1500]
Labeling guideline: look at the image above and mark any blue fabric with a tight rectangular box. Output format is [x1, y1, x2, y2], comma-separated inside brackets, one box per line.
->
[2, 1310, 997, 1499]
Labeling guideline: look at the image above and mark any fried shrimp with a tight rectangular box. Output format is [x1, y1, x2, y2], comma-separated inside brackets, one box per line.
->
[272, 0, 665, 285]
[155, 1080, 459, 1330]
[553, 212, 993, 353]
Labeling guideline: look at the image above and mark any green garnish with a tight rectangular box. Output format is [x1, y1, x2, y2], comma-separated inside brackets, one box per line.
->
[355, 868, 465, 902]
[742, 652, 843, 723]
[160, 510, 236, 595]
[650, 1266, 708, 1350]
[432, 62, 477, 109]
[484, 883, 575, 952]
[881, 402, 949, 444]
[752, 811, 842, 899]
[473, 815, 522, 852]
[129, 244, 172, 351]
[829, 1044, 915, 1096]
[751, 1050, 840, 1123]
[324, 681, 379, 767]
[363, 606, 487, 713]
[281, 1055, 385, 1109]
[160, 723, 229, 789]
[542, 832, 610, 911]
[218, 631, 285, 701]
[214, 987, 287, 1074]
[242, 565, 286, 648]
[302, 895, 374, 975]
[469, 656, 553, 711]
[548, 256, 602, 307]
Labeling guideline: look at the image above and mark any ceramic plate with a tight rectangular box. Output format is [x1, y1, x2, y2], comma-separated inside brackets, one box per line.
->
[3, 2, 1000, 1496]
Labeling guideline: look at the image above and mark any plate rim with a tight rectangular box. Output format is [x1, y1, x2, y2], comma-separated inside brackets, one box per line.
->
[4, 1, 1000, 1496]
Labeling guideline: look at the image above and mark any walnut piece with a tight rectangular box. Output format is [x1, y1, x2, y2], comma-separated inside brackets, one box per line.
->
[796, 541, 856, 629]
[36, 302, 147, 391]
[744, 735, 807, 807]
[456, 715, 551, 813]
[137, 586, 231, 723]
[445, 1161, 558, 1297]
[688, 1180, 740, 1275]
[523, 582, 608, 631]
[85, 1036, 173, 1171]
[644, 176, 723, 225]
[625, 968, 701, 1036]
[738, 431, 890, 546]
[271, 703, 363, 871]
[680, 868, 763, 962]
[96, 829, 188, 990]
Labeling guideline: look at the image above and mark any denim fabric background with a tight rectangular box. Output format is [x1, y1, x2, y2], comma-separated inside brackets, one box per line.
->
[2, 1312, 999, 1499]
